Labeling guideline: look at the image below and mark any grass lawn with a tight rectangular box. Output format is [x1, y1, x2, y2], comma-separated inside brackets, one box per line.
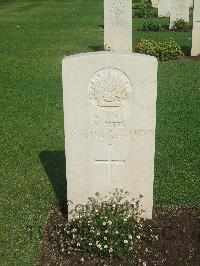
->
[0, 0, 199, 265]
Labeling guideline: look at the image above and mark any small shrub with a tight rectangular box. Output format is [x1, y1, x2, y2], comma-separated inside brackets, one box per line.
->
[134, 8, 157, 18]
[142, 21, 163, 32]
[158, 40, 183, 60]
[135, 38, 183, 61]
[56, 189, 144, 258]
[135, 39, 159, 57]
[134, 8, 150, 18]
[133, 0, 151, 9]
[172, 19, 192, 32]
[133, 0, 155, 18]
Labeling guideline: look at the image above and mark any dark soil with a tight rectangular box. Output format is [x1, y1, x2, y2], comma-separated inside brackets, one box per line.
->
[39, 205, 200, 266]
[179, 55, 200, 61]
[134, 29, 192, 32]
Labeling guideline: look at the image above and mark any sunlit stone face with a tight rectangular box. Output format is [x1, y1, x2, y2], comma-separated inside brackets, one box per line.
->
[62, 52, 158, 219]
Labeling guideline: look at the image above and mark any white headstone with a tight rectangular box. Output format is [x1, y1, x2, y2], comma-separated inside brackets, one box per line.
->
[151, 0, 158, 8]
[158, 0, 171, 17]
[191, 0, 200, 56]
[104, 0, 132, 52]
[190, 0, 193, 8]
[169, 0, 190, 29]
[62, 52, 158, 219]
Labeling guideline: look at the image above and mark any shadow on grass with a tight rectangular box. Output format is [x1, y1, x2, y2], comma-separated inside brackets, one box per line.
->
[39, 150, 67, 216]
[182, 46, 191, 56]
[89, 45, 104, 51]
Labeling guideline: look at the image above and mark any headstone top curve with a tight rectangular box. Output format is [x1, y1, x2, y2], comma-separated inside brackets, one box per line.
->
[62, 52, 158, 63]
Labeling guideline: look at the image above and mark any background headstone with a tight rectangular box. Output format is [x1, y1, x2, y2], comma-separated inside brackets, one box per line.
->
[151, 0, 158, 8]
[62, 52, 158, 219]
[158, 0, 171, 17]
[169, 0, 190, 29]
[190, 0, 193, 8]
[191, 0, 200, 56]
[104, 0, 132, 52]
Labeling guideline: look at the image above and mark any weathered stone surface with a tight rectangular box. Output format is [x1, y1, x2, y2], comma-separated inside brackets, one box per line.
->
[191, 0, 200, 56]
[62, 52, 158, 219]
[158, 0, 171, 17]
[169, 0, 190, 29]
[104, 0, 132, 52]
[151, 0, 158, 8]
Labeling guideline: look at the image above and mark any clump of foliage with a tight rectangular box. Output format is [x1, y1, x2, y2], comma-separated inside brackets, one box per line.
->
[134, 9, 150, 18]
[136, 39, 159, 58]
[54, 189, 144, 258]
[135, 38, 183, 61]
[172, 19, 192, 32]
[133, 0, 151, 9]
[133, 0, 156, 18]
[142, 21, 164, 32]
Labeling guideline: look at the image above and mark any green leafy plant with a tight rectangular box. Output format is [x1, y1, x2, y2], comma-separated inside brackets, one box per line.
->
[172, 19, 192, 32]
[133, 0, 156, 18]
[135, 39, 159, 57]
[134, 8, 157, 18]
[134, 9, 150, 18]
[133, 0, 151, 9]
[142, 21, 163, 31]
[135, 38, 183, 61]
[54, 189, 144, 258]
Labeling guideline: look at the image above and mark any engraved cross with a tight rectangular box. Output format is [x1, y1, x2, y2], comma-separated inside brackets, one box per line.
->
[95, 144, 125, 191]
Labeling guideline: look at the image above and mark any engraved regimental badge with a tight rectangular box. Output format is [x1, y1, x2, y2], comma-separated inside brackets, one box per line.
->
[88, 68, 132, 111]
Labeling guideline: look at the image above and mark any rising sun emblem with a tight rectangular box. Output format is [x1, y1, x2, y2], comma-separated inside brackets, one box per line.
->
[88, 68, 132, 111]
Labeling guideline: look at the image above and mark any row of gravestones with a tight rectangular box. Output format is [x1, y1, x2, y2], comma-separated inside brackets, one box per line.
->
[62, 0, 198, 221]
[152, 0, 200, 56]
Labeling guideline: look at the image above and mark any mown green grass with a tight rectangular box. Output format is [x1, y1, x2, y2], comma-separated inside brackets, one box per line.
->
[0, 1, 199, 265]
